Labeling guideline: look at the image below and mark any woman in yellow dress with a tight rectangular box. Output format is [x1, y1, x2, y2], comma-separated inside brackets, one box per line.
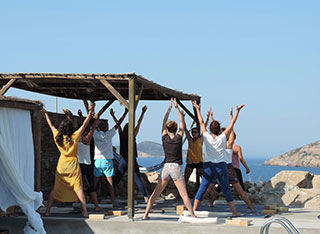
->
[42, 103, 96, 217]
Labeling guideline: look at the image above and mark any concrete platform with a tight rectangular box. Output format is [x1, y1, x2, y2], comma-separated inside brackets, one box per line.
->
[1, 199, 320, 234]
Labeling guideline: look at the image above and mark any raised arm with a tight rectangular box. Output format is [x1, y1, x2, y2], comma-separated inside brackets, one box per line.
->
[192, 101, 207, 134]
[114, 108, 128, 130]
[227, 107, 235, 149]
[224, 104, 245, 139]
[161, 98, 173, 136]
[82, 117, 100, 145]
[110, 108, 122, 133]
[42, 108, 57, 132]
[135, 105, 147, 137]
[174, 99, 185, 137]
[78, 102, 95, 136]
[204, 110, 210, 128]
[183, 120, 192, 141]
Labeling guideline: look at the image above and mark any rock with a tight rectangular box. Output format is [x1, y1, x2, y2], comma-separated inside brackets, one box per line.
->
[146, 171, 159, 183]
[304, 195, 320, 209]
[270, 171, 313, 189]
[312, 175, 320, 190]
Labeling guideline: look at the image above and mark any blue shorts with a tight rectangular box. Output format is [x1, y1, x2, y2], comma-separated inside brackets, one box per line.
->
[94, 159, 114, 178]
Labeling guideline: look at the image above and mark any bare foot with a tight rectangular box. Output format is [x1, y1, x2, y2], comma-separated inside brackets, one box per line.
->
[232, 213, 241, 217]
[83, 212, 89, 218]
[142, 216, 150, 220]
[95, 206, 102, 211]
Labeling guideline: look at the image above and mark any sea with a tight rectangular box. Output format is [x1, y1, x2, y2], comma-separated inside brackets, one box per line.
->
[137, 157, 320, 183]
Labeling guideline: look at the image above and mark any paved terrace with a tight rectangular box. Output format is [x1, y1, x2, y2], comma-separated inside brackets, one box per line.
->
[1, 198, 320, 234]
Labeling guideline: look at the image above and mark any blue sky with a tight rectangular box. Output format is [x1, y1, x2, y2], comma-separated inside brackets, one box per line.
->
[1, 1, 319, 159]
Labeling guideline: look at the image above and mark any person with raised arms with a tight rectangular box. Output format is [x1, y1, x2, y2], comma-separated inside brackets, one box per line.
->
[42, 102, 96, 217]
[143, 98, 196, 220]
[192, 101, 244, 217]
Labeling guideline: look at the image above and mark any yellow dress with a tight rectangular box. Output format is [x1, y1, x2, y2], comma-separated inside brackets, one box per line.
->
[186, 138, 203, 165]
[51, 128, 82, 202]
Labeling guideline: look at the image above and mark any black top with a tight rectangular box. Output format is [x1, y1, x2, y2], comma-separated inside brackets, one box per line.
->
[162, 134, 183, 165]
[119, 131, 138, 162]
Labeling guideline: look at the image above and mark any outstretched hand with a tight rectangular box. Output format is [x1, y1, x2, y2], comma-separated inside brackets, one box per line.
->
[174, 98, 178, 109]
[169, 98, 173, 109]
[230, 106, 233, 117]
[41, 108, 47, 115]
[236, 104, 245, 111]
[192, 100, 200, 109]
[88, 102, 96, 112]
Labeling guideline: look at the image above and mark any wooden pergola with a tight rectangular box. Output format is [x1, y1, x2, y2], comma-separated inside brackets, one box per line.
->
[0, 72, 201, 219]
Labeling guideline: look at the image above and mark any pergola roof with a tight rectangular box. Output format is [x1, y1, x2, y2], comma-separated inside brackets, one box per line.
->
[0, 73, 200, 102]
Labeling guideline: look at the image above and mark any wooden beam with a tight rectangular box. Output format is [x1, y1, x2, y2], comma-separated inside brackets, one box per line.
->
[31, 110, 42, 192]
[83, 100, 89, 114]
[176, 99, 196, 121]
[0, 79, 16, 96]
[135, 84, 144, 110]
[127, 77, 136, 220]
[94, 100, 114, 119]
[100, 79, 129, 109]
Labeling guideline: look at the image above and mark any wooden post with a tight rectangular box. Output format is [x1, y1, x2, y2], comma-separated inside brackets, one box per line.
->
[176, 99, 196, 121]
[0, 79, 16, 96]
[127, 77, 136, 219]
[31, 109, 42, 192]
[83, 100, 89, 114]
[100, 79, 129, 109]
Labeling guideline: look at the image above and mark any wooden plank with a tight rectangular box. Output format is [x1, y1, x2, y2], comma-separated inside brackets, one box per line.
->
[127, 77, 136, 219]
[264, 205, 277, 210]
[0, 100, 42, 111]
[107, 210, 123, 216]
[31, 110, 42, 192]
[225, 219, 250, 226]
[100, 79, 129, 109]
[94, 100, 114, 119]
[89, 214, 105, 220]
[176, 205, 185, 215]
[261, 209, 277, 215]
[176, 99, 196, 120]
[134, 84, 144, 110]
[83, 100, 89, 114]
[0, 79, 16, 96]
[277, 207, 289, 212]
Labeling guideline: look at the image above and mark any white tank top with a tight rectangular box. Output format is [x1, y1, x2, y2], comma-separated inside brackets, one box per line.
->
[78, 140, 91, 165]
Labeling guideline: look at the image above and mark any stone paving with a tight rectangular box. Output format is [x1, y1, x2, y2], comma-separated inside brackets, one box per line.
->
[1, 198, 320, 234]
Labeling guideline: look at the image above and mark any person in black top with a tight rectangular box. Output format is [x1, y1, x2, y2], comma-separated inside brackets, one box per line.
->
[111, 106, 149, 203]
[143, 98, 196, 220]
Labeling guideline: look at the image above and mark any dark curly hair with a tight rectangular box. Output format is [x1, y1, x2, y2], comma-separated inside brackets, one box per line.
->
[55, 119, 74, 147]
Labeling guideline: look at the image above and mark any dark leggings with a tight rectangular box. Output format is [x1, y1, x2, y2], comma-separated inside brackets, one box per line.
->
[113, 158, 147, 197]
[80, 164, 96, 192]
[234, 167, 245, 191]
[215, 166, 245, 193]
[195, 162, 233, 202]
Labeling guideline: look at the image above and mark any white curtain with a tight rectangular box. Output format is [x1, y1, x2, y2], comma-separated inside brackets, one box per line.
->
[0, 107, 46, 234]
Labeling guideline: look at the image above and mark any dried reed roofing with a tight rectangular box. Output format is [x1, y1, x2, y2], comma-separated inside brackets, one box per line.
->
[0, 73, 200, 102]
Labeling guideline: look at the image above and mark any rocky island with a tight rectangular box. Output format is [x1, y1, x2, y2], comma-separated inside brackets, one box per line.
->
[264, 140, 320, 167]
